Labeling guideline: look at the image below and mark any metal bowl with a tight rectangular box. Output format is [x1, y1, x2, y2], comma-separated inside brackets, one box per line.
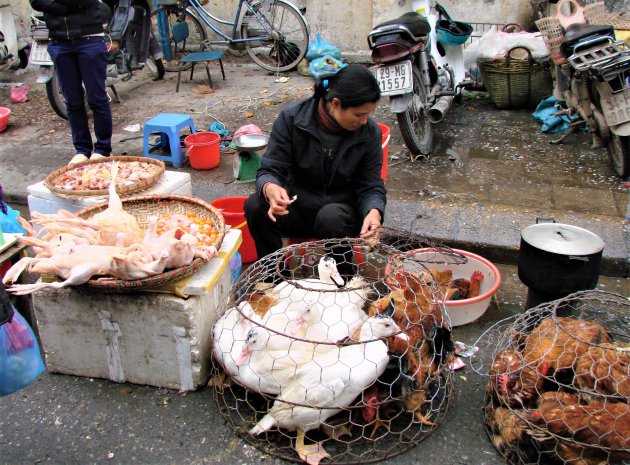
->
[232, 134, 269, 152]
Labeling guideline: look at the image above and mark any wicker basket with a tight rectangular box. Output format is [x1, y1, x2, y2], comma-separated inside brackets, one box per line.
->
[535, 16, 568, 65]
[584, 1, 630, 30]
[479, 46, 554, 109]
[44, 156, 165, 199]
[75, 194, 226, 291]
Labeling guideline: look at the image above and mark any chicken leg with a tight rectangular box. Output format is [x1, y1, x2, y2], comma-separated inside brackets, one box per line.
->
[295, 429, 330, 465]
[6, 262, 105, 295]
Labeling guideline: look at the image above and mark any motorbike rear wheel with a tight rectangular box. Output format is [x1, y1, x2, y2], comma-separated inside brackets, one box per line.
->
[397, 66, 433, 156]
[46, 70, 67, 120]
[607, 134, 630, 179]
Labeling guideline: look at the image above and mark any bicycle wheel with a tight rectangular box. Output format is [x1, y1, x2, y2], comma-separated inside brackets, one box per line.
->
[242, 0, 309, 73]
[151, 6, 207, 72]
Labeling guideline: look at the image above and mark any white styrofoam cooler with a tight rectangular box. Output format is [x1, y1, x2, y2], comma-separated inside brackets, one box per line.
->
[32, 229, 241, 392]
[27, 170, 192, 217]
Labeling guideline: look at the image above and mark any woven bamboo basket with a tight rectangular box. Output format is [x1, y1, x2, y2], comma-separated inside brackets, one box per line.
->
[479, 46, 553, 109]
[75, 194, 226, 291]
[44, 156, 165, 199]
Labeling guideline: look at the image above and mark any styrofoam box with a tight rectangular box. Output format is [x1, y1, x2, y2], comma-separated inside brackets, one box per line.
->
[32, 228, 241, 392]
[27, 170, 192, 217]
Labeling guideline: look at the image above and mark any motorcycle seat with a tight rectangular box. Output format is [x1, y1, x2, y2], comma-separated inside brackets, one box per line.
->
[561, 24, 615, 58]
[374, 12, 431, 39]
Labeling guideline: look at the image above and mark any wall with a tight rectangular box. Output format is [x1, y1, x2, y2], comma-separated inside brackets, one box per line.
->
[11, 0, 629, 55]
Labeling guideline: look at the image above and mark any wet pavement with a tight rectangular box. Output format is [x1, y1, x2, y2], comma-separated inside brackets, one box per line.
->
[0, 58, 628, 465]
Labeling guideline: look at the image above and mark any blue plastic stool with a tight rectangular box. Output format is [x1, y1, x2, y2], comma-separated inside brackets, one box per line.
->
[143, 113, 196, 168]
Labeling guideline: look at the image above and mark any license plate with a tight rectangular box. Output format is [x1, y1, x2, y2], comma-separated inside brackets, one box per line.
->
[29, 40, 52, 65]
[601, 87, 630, 126]
[373, 61, 413, 96]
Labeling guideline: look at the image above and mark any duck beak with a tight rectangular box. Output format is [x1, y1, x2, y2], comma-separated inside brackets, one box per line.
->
[331, 269, 344, 286]
[235, 347, 251, 366]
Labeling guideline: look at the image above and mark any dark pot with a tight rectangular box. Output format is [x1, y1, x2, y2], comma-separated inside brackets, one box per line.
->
[518, 223, 604, 307]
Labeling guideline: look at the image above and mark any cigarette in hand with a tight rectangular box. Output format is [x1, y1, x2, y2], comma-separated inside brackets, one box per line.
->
[288, 195, 298, 204]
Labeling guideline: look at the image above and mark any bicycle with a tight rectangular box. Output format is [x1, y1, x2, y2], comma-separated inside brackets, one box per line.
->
[151, 0, 309, 74]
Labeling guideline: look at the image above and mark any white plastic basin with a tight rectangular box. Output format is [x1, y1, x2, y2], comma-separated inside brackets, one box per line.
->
[406, 248, 502, 326]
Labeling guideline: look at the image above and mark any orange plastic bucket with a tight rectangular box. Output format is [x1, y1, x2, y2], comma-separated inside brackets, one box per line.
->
[184, 131, 220, 170]
[0, 107, 11, 132]
[377, 123, 390, 181]
[211, 196, 258, 263]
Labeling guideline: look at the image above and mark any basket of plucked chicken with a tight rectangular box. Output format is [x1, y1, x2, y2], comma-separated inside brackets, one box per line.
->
[76, 194, 225, 291]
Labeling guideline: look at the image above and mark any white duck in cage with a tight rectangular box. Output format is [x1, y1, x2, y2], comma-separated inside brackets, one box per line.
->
[266, 255, 371, 343]
[249, 315, 409, 465]
[213, 297, 320, 394]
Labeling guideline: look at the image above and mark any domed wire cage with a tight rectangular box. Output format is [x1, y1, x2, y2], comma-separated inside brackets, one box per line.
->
[209, 230, 470, 464]
[471, 290, 630, 465]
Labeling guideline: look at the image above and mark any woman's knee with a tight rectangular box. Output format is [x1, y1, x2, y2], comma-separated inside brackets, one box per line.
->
[314, 203, 358, 237]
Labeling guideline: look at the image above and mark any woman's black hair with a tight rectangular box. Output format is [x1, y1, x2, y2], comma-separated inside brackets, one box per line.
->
[313, 64, 381, 108]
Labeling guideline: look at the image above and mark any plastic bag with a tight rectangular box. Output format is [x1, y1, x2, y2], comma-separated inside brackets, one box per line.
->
[308, 55, 346, 80]
[233, 124, 262, 138]
[0, 299, 45, 396]
[0, 203, 28, 234]
[306, 32, 341, 62]
[10, 84, 29, 103]
[463, 27, 549, 67]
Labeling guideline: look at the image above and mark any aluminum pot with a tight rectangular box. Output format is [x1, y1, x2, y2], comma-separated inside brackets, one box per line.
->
[517, 222, 604, 306]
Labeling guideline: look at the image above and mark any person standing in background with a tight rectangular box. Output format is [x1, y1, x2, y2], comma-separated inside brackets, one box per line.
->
[29, 0, 113, 165]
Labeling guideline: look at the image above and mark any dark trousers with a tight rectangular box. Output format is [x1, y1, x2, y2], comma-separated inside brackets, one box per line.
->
[244, 194, 360, 268]
[48, 36, 112, 156]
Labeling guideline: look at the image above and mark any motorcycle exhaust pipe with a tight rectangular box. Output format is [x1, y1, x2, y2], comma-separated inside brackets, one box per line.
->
[428, 96, 454, 123]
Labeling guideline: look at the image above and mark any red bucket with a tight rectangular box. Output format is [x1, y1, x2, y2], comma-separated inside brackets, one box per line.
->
[211, 196, 258, 263]
[0, 107, 11, 133]
[377, 123, 390, 181]
[184, 131, 220, 170]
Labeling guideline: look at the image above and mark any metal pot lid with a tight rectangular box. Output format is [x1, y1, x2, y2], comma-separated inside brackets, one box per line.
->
[521, 223, 604, 255]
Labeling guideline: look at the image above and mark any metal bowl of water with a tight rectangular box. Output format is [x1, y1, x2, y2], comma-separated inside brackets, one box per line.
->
[232, 134, 269, 152]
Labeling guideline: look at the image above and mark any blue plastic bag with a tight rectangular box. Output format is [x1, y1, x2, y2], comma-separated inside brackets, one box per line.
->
[0, 203, 27, 234]
[306, 32, 341, 62]
[308, 55, 346, 80]
[0, 307, 45, 397]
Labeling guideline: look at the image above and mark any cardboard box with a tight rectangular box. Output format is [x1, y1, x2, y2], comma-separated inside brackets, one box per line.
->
[32, 229, 241, 391]
[27, 170, 192, 217]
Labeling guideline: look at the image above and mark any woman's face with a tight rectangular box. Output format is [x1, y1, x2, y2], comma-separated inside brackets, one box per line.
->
[328, 98, 377, 132]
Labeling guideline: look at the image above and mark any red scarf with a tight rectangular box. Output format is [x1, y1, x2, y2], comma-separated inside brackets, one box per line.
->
[316, 98, 343, 134]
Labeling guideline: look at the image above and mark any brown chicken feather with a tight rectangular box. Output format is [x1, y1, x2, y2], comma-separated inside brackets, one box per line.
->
[574, 342, 630, 399]
[527, 398, 630, 465]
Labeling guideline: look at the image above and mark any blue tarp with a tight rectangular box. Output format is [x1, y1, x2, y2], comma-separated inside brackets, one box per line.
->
[532, 96, 586, 134]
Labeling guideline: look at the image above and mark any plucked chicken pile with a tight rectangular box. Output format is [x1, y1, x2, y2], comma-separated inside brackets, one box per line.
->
[3, 162, 218, 294]
[210, 239, 464, 465]
[479, 290, 630, 465]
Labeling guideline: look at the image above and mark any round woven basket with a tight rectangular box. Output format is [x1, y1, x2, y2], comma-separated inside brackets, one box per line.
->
[44, 156, 165, 199]
[75, 194, 226, 291]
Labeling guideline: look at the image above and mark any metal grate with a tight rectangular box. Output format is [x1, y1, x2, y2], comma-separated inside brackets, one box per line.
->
[473, 290, 630, 465]
[209, 234, 466, 464]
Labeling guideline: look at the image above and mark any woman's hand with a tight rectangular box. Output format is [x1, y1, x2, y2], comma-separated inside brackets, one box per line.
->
[264, 183, 292, 222]
[360, 209, 382, 239]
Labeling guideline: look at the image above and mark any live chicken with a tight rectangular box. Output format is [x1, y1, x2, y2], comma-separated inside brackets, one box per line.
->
[574, 342, 630, 400]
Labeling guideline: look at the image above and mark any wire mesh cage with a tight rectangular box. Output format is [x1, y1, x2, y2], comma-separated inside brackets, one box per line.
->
[472, 290, 630, 465]
[209, 233, 468, 464]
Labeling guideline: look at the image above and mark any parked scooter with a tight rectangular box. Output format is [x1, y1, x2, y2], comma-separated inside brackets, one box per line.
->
[367, 0, 471, 157]
[536, 6, 630, 178]
[0, 3, 28, 71]
[29, 0, 165, 120]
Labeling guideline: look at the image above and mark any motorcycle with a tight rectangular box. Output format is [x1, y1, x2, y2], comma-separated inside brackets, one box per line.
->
[536, 7, 630, 178]
[367, 0, 471, 157]
[0, 3, 28, 71]
[29, 0, 165, 120]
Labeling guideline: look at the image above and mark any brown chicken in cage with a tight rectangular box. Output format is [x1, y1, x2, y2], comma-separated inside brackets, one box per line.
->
[487, 317, 611, 408]
[368, 266, 454, 429]
[525, 395, 630, 465]
[574, 342, 630, 400]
